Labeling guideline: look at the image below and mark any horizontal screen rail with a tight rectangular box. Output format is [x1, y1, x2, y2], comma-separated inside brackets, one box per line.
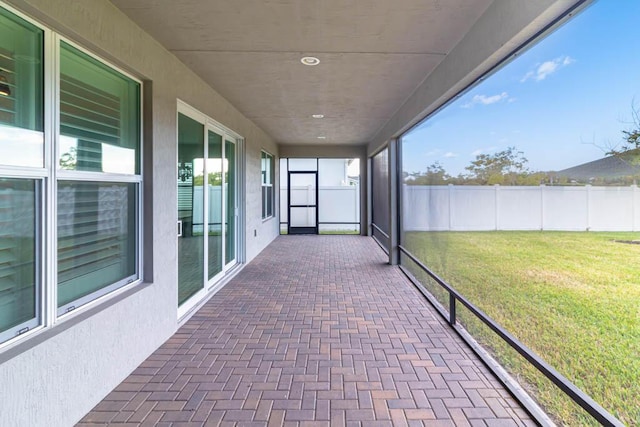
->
[371, 223, 390, 239]
[318, 222, 360, 225]
[280, 221, 360, 225]
[398, 245, 624, 427]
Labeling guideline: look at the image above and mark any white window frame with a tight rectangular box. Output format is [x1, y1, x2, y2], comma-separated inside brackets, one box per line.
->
[0, 2, 144, 350]
[261, 150, 274, 220]
[54, 35, 144, 318]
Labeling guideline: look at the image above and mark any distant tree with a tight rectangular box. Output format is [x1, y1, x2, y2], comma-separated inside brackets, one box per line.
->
[59, 147, 77, 169]
[464, 146, 529, 185]
[407, 162, 451, 185]
[606, 104, 640, 168]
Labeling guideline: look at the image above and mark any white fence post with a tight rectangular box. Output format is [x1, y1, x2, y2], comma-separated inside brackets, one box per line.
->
[448, 184, 453, 230]
[586, 184, 591, 231]
[495, 184, 500, 231]
[540, 184, 545, 231]
[634, 184, 638, 232]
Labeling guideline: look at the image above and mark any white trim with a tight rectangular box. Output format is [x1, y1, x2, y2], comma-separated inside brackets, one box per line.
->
[0, 168, 48, 178]
[177, 99, 243, 140]
[57, 35, 143, 88]
[177, 287, 208, 320]
[0, 317, 41, 346]
[203, 121, 209, 291]
[56, 277, 144, 323]
[44, 26, 57, 329]
[179, 263, 245, 324]
[56, 170, 142, 182]
[57, 274, 140, 317]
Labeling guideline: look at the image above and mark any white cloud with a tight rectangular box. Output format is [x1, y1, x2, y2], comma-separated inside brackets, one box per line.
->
[471, 146, 497, 156]
[521, 55, 575, 82]
[462, 92, 508, 108]
[427, 149, 457, 158]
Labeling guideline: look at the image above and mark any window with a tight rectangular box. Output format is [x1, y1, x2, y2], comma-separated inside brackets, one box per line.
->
[0, 179, 39, 344]
[57, 41, 141, 314]
[0, 4, 142, 346]
[0, 5, 44, 345]
[261, 151, 274, 219]
[0, 6, 43, 168]
[59, 41, 140, 174]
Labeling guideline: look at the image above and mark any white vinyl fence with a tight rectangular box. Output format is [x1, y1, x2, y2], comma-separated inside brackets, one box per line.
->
[403, 184, 640, 232]
[281, 185, 360, 231]
[191, 185, 224, 234]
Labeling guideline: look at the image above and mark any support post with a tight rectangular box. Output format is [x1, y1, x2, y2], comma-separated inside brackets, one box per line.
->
[449, 292, 456, 326]
[388, 138, 400, 265]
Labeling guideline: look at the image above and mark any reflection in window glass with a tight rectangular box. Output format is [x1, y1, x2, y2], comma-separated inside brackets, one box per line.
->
[400, 2, 639, 425]
[57, 181, 137, 308]
[0, 6, 44, 168]
[177, 113, 204, 306]
[0, 178, 38, 340]
[59, 41, 140, 174]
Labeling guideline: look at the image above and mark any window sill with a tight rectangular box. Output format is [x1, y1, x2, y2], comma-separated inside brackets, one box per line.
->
[0, 280, 153, 364]
[262, 215, 275, 223]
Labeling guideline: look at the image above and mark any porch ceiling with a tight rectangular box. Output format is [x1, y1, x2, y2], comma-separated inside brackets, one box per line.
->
[110, 0, 493, 145]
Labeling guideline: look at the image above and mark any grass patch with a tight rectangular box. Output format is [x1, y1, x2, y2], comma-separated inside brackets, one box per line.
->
[403, 231, 640, 426]
[280, 230, 360, 235]
[319, 230, 360, 235]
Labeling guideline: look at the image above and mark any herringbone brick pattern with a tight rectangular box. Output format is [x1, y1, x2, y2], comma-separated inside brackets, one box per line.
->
[78, 236, 535, 427]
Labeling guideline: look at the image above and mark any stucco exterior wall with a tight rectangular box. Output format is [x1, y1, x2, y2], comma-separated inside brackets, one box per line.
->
[0, 1, 278, 425]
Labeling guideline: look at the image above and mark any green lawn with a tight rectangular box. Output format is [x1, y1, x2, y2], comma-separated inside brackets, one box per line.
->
[403, 231, 640, 426]
[280, 230, 360, 235]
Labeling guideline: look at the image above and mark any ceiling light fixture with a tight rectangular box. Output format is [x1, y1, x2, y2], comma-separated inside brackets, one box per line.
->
[301, 56, 320, 66]
[0, 75, 11, 97]
[317, 136, 326, 139]
[312, 114, 324, 119]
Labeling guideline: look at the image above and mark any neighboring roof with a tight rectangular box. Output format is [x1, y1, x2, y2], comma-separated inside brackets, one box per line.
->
[556, 149, 640, 180]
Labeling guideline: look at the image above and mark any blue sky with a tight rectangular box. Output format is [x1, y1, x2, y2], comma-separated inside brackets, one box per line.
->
[402, 0, 640, 177]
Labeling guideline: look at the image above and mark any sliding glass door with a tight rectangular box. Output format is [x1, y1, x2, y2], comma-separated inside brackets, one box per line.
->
[225, 138, 237, 266]
[207, 130, 223, 280]
[177, 105, 241, 314]
[177, 113, 204, 306]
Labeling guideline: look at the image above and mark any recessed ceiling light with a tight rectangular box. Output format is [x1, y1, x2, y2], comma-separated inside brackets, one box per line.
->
[301, 56, 320, 66]
[312, 114, 324, 119]
[317, 136, 326, 139]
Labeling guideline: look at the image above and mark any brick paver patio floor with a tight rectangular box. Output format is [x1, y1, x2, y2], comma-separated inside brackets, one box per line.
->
[78, 235, 535, 427]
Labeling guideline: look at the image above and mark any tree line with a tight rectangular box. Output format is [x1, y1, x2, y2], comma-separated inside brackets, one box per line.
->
[406, 146, 640, 186]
